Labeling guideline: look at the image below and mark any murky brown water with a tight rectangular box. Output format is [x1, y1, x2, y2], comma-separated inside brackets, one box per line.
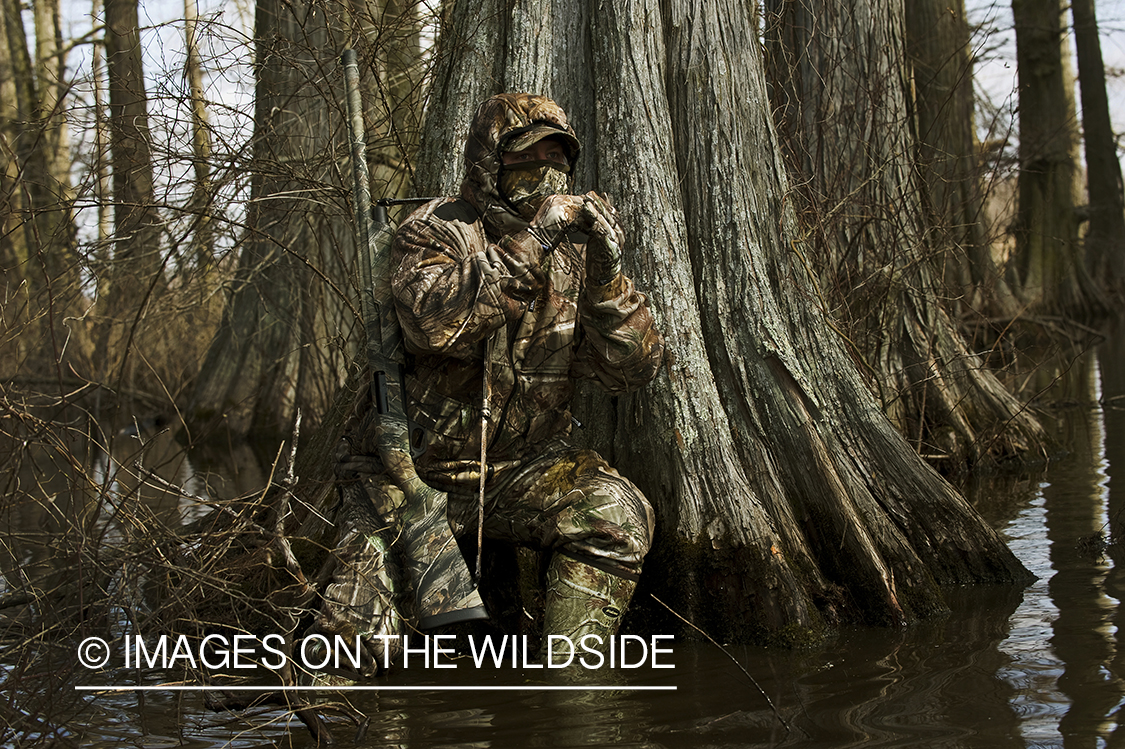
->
[5, 320, 1124, 747]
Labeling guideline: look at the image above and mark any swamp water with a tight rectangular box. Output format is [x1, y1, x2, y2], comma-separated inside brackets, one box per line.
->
[4, 320, 1125, 748]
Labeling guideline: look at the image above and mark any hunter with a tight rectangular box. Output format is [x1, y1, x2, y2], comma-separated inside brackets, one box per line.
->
[391, 93, 664, 653]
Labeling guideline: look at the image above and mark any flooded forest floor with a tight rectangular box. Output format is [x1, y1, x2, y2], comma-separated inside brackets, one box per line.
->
[2, 318, 1124, 748]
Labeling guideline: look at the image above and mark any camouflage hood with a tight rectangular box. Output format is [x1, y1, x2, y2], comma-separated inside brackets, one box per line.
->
[460, 93, 580, 235]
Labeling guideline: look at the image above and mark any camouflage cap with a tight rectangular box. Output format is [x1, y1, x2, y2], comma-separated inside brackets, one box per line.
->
[500, 124, 580, 162]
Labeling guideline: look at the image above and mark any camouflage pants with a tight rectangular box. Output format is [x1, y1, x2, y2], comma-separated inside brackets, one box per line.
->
[437, 442, 654, 577]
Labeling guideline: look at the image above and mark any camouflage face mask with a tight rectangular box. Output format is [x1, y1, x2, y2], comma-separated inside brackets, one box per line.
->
[499, 161, 571, 222]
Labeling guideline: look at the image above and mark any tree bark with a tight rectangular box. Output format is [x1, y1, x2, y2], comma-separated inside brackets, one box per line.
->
[419, 0, 1031, 641]
[1010, 0, 1107, 318]
[1071, 0, 1125, 298]
[32, 0, 68, 187]
[765, 0, 1045, 467]
[187, 0, 349, 442]
[364, 0, 422, 198]
[0, 0, 27, 279]
[92, 0, 112, 248]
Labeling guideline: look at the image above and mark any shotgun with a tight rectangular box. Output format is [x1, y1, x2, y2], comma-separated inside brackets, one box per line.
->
[341, 49, 487, 629]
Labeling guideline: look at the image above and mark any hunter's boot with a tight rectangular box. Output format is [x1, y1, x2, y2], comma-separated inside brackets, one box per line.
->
[541, 553, 637, 666]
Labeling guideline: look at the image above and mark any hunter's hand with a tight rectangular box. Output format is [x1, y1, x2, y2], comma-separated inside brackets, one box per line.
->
[580, 192, 624, 285]
[489, 241, 547, 302]
[529, 194, 585, 248]
[576, 192, 621, 237]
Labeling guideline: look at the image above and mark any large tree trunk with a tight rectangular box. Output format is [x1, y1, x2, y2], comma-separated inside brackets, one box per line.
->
[764, 0, 1044, 467]
[32, 0, 68, 187]
[418, 0, 1031, 641]
[1010, 0, 1107, 318]
[103, 0, 164, 299]
[1071, 0, 1125, 298]
[0, 0, 27, 279]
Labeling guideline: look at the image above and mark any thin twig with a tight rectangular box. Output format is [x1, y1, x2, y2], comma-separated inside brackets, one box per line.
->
[649, 594, 792, 736]
[131, 462, 271, 537]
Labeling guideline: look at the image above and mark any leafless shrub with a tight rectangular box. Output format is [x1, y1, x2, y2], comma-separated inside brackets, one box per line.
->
[1, 1, 438, 743]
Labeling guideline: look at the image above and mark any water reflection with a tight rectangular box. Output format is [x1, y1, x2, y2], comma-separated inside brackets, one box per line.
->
[998, 491, 1069, 746]
[1046, 354, 1119, 746]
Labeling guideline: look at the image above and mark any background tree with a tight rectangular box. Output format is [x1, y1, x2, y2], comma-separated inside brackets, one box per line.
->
[183, 0, 216, 270]
[905, 0, 1018, 316]
[1072, 0, 1125, 298]
[33, 0, 68, 188]
[414, 0, 1031, 641]
[97, 0, 167, 390]
[0, 0, 26, 285]
[91, 0, 112, 249]
[186, 0, 354, 443]
[0, 0, 80, 374]
[367, 0, 423, 202]
[185, 0, 423, 445]
[764, 0, 1045, 467]
[1010, 0, 1106, 318]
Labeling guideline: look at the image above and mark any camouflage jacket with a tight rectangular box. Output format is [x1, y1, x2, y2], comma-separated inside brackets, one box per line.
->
[390, 94, 664, 488]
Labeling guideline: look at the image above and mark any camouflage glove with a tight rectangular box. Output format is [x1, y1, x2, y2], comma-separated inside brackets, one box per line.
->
[492, 234, 547, 303]
[336, 406, 384, 479]
[529, 194, 586, 249]
[579, 192, 624, 286]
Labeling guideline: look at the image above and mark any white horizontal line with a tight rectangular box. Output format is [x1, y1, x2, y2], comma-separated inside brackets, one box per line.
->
[76, 685, 676, 692]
